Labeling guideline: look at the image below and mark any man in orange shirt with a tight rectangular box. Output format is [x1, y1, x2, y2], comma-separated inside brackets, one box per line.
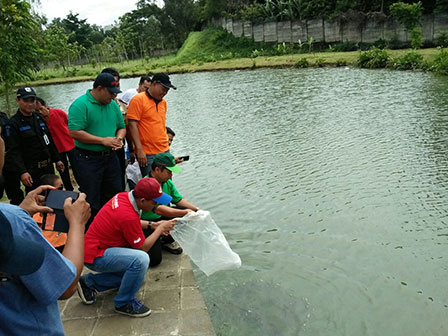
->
[127, 73, 176, 177]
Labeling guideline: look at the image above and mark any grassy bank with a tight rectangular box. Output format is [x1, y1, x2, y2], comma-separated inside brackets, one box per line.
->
[19, 28, 447, 87]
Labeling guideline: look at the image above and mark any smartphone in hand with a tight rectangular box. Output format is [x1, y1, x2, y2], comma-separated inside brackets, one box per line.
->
[178, 155, 190, 161]
[42, 190, 79, 233]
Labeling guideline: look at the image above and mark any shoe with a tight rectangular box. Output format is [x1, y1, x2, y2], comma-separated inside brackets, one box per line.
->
[77, 275, 97, 305]
[162, 241, 183, 254]
[115, 298, 152, 317]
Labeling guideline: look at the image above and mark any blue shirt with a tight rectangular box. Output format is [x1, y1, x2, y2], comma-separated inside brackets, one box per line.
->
[0, 204, 76, 336]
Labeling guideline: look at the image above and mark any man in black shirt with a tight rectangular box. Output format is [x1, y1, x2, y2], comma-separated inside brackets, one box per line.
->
[3, 87, 64, 204]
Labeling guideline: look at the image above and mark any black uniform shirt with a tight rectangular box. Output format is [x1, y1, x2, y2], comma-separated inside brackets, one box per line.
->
[4, 110, 60, 175]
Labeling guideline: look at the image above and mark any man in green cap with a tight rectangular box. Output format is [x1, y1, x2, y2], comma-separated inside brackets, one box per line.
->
[141, 152, 199, 261]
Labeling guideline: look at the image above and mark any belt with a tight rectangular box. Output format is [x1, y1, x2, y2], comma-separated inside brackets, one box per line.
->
[37, 159, 50, 168]
[76, 147, 112, 157]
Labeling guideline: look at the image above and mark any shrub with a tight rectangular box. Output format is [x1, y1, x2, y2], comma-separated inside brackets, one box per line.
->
[314, 58, 325, 67]
[373, 39, 388, 49]
[410, 27, 423, 49]
[389, 51, 426, 70]
[295, 57, 309, 68]
[436, 31, 448, 48]
[329, 41, 358, 52]
[431, 48, 448, 75]
[358, 47, 390, 68]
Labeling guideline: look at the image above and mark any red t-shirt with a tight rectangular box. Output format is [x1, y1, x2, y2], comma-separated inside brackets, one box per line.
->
[47, 108, 75, 153]
[84, 192, 145, 263]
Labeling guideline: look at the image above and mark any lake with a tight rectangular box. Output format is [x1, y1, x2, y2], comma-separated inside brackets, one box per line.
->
[2, 67, 448, 335]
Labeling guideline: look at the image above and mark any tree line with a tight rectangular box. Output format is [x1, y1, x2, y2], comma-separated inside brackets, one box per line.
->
[1, 0, 447, 112]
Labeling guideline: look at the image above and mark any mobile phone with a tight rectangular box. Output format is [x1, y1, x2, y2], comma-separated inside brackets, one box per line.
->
[41, 190, 79, 233]
[179, 155, 190, 161]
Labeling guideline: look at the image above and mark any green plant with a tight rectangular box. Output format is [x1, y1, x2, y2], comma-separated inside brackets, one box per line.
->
[329, 41, 358, 52]
[431, 48, 448, 75]
[389, 50, 426, 70]
[295, 57, 309, 68]
[373, 39, 388, 49]
[314, 58, 325, 67]
[335, 59, 347, 67]
[436, 31, 448, 48]
[358, 47, 390, 68]
[251, 59, 257, 69]
[389, 1, 423, 31]
[410, 27, 423, 49]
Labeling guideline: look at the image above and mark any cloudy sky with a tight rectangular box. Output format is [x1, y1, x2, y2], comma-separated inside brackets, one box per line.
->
[38, 0, 163, 26]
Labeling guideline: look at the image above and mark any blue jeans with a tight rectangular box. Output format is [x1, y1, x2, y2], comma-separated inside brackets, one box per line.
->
[139, 150, 170, 177]
[72, 148, 123, 214]
[84, 247, 150, 307]
[139, 154, 156, 178]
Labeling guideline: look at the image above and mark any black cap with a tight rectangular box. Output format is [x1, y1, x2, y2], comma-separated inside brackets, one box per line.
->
[152, 73, 176, 90]
[93, 73, 121, 94]
[16, 86, 37, 99]
[0, 210, 45, 276]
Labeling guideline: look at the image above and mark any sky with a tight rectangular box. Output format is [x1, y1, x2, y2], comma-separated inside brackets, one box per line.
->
[38, 0, 163, 27]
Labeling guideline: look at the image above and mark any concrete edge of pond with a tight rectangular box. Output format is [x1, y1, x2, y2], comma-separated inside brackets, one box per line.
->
[60, 251, 216, 336]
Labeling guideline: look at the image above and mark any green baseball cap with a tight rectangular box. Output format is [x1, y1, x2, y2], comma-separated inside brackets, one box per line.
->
[153, 152, 182, 173]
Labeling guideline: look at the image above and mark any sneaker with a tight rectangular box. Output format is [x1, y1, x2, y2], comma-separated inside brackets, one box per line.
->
[115, 298, 152, 317]
[162, 241, 183, 254]
[77, 275, 97, 305]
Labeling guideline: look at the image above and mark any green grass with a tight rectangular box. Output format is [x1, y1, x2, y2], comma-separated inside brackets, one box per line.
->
[14, 27, 446, 88]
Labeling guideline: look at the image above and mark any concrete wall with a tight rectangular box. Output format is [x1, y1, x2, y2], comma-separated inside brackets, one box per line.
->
[211, 14, 447, 44]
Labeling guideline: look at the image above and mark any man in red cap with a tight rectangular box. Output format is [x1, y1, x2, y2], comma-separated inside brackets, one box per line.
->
[77, 177, 176, 318]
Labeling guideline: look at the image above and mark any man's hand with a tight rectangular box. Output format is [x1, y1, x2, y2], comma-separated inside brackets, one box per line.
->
[153, 219, 176, 236]
[136, 148, 147, 167]
[63, 193, 91, 228]
[129, 152, 136, 164]
[102, 137, 123, 149]
[174, 157, 184, 164]
[20, 172, 33, 187]
[56, 161, 65, 172]
[19, 185, 55, 216]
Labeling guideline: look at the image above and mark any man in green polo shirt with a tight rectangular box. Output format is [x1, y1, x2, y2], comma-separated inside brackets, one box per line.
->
[68, 73, 126, 217]
[141, 152, 199, 261]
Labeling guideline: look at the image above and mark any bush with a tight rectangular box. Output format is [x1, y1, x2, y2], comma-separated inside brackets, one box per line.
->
[295, 57, 309, 68]
[314, 58, 325, 67]
[431, 48, 448, 75]
[373, 39, 388, 49]
[389, 51, 426, 70]
[410, 27, 423, 49]
[329, 41, 358, 52]
[436, 31, 448, 48]
[358, 48, 390, 68]
[335, 59, 347, 67]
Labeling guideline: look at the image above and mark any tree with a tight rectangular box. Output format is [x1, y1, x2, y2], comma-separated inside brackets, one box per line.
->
[0, 0, 41, 114]
[44, 25, 84, 70]
[390, 1, 423, 48]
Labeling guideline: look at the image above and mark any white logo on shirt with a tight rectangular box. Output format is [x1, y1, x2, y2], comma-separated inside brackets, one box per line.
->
[133, 237, 141, 244]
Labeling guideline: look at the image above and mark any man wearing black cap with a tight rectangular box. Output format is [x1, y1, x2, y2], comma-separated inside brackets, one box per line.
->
[68, 73, 126, 217]
[3, 86, 64, 205]
[127, 73, 177, 177]
[0, 185, 91, 335]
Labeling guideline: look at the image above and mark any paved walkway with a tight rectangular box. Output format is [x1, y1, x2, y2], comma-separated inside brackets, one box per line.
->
[59, 252, 216, 336]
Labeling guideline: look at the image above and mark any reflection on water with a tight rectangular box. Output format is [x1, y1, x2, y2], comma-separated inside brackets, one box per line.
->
[3, 68, 448, 335]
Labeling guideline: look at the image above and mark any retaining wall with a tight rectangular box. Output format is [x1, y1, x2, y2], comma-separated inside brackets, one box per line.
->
[211, 14, 448, 44]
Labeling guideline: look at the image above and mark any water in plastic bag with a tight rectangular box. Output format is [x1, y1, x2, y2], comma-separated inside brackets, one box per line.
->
[171, 210, 241, 276]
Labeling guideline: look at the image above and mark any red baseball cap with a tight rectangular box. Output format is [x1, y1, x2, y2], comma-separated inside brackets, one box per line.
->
[134, 177, 172, 205]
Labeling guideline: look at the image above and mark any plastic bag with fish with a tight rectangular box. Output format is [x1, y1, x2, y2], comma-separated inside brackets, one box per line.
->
[171, 210, 241, 276]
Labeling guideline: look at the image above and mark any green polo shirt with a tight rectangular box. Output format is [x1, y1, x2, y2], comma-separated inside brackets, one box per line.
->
[68, 89, 125, 152]
[141, 179, 183, 221]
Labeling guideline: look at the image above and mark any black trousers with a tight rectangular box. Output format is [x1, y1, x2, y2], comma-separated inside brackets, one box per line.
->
[57, 149, 75, 191]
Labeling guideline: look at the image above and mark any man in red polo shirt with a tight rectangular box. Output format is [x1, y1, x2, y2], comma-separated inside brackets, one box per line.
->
[36, 97, 76, 191]
[77, 177, 176, 318]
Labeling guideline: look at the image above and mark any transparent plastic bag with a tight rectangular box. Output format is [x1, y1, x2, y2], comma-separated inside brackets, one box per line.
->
[125, 161, 142, 184]
[171, 210, 241, 276]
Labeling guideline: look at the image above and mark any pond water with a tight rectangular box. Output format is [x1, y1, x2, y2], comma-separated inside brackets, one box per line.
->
[2, 68, 448, 335]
